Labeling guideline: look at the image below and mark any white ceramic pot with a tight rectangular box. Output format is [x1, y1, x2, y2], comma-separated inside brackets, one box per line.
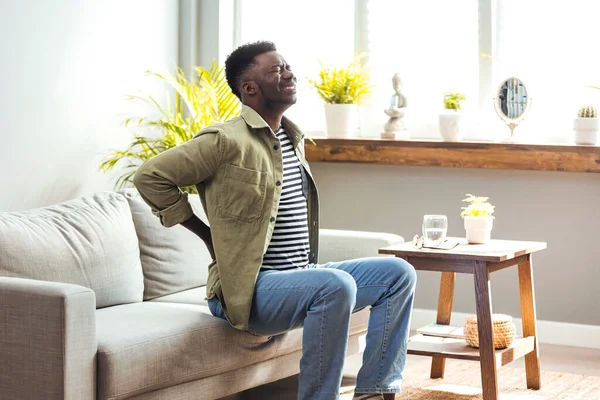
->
[439, 111, 462, 142]
[573, 118, 599, 145]
[464, 216, 494, 244]
[324, 104, 359, 138]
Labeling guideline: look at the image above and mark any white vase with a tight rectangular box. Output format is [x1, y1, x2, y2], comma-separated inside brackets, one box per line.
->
[439, 111, 462, 142]
[573, 118, 599, 145]
[324, 104, 359, 138]
[464, 216, 494, 244]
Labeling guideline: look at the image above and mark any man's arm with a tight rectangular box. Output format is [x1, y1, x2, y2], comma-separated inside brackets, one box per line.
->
[133, 130, 223, 254]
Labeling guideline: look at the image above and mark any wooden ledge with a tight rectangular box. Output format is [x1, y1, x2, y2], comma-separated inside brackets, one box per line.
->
[304, 138, 600, 173]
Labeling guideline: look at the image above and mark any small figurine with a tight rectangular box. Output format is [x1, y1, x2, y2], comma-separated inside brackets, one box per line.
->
[382, 73, 408, 139]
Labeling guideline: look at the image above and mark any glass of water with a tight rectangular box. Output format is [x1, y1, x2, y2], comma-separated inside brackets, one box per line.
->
[422, 215, 448, 246]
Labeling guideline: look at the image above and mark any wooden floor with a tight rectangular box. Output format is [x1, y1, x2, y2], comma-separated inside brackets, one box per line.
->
[220, 342, 600, 399]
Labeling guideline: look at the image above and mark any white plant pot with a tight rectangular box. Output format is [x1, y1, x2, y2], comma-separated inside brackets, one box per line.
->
[464, 216, 494, 244]
[324, 104, 359, 138]
[573, 118, 599, 145]
[439, 111, 462, 142]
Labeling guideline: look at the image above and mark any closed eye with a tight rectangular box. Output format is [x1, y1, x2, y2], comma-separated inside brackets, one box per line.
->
[272, 63, 292, 75]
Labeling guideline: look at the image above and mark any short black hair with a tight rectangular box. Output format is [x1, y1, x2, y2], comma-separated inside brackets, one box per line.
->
[225, 41, 277, 99]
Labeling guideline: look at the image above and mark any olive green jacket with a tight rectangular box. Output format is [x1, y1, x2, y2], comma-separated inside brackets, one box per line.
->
[133, 105, 320, 330]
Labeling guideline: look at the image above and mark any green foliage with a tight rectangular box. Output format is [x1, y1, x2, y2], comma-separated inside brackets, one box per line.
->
[578, 105, 598, 118]
[308, 55, 372, 105]
[460, 194, 495, 218]
[443, 92, 466, 111]
[100, 61, 241, 193]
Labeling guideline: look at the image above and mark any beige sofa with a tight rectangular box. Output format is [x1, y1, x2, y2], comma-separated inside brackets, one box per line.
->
[0, 189, 404, 400]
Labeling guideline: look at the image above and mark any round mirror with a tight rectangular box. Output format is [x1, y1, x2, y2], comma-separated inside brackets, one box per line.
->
[496, 77, 528, 119]
[493, 77, 530, 140]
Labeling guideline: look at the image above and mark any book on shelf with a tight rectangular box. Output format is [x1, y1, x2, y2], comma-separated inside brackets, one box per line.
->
[417, 323, 465, 339]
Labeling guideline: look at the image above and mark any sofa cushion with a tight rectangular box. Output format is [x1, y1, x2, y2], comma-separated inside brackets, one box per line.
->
[148, 286, 207, 305]
[95, 301, 370, 400]
[0, 192, 143, 308]
[95, 302, 278, 400]
[121, 189, 212, 300]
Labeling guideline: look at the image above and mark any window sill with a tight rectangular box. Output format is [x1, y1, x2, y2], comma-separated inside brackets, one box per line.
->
[304, 137, 600, 173]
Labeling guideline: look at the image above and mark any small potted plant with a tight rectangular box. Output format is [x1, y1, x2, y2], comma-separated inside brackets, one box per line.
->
[573, 106, 599, 145]
[308, 55, 372, 138]
[460, 194, 495, 244]
[439, 92, 466, 142]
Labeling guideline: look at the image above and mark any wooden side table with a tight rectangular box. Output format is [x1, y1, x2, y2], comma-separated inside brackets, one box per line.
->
[379, 238, 546, 400]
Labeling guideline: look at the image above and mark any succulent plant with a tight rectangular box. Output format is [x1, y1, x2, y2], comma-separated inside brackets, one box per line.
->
[578, 106, 598, 118]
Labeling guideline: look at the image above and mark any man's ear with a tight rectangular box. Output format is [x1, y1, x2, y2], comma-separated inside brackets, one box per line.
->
[241, 81, 257, 96]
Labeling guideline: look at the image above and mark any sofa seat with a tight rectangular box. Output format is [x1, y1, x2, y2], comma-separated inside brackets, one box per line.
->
[96, 302, 276, 400]
[149, 286, 208, 305]
[97, 292, 370, 400]
[149, 285, 371, 356]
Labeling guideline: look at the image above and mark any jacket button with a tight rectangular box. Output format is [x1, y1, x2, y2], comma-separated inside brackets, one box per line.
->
[273, 144, 279, 150]
[270, 217, 275, 222]
[276, 181, 281, 186]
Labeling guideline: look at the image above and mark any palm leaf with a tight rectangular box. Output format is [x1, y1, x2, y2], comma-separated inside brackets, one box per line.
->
[100, 61, 241, 193]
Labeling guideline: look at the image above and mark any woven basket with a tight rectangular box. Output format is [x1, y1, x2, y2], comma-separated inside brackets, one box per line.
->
[464, 314, 516, 349]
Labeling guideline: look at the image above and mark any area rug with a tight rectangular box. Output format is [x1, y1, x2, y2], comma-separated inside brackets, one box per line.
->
[342, 360, 600, 399]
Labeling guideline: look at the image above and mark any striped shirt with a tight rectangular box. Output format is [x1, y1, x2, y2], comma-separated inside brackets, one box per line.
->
[262, 128, 310, 269]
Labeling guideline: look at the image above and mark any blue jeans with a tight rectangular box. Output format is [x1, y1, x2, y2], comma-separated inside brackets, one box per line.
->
[208, 257, 416, 400]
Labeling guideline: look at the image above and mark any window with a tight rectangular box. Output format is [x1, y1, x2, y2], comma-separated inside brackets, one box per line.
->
[365, 0, 479, 139]
[238, 0, 355, 133]
[496, 0, 600, 143]
[234, 0, 600, 143]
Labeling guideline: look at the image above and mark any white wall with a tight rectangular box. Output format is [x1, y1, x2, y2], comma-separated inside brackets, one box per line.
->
[0, 0, 178, 211]
[311, 162, 600, 326]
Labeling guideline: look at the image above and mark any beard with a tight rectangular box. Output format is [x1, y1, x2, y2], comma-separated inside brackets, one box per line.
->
[257, 83, 297, 107]
[267, 96, 297, 106]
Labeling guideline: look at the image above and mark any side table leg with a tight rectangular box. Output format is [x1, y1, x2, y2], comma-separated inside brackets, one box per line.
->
[430, 271, 456, 379]
[474, 262, 498, 400]
[518, 255, 541, 390]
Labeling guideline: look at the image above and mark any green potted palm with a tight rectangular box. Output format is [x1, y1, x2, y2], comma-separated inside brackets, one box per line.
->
[439, 92, 466, 142]
[100, 62, 241, 193]
[460, 194, 495, 244]
[308, 56, 372, 138]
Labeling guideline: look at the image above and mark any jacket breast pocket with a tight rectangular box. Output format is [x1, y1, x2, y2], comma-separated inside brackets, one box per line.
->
[218, 164, 268, 223]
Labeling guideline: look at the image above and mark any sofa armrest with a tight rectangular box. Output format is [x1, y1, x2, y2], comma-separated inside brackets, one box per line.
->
[0, 277, 96, 400]
[318, 229, 404, 263]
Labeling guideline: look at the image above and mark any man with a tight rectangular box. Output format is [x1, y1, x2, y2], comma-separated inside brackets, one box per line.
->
[134, 41, 416, 400]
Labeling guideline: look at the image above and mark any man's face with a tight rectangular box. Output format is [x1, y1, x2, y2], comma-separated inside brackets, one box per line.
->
[246, 51, 297, 107]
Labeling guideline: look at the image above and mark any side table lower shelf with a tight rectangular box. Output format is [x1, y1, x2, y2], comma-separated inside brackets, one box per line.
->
[408, 334, 535, 367]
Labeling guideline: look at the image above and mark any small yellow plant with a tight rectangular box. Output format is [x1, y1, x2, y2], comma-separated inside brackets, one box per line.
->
[443, 92, 466, 111]
[308, 55, 372, 105]
[460, 194, 495, 218]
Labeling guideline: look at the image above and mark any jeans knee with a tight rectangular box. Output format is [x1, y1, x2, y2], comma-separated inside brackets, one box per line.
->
[390, 257, 417, 288]
[321, 269, 357, 304]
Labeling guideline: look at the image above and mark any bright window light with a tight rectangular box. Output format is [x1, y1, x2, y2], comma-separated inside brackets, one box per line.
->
[239, 0, 355, 134]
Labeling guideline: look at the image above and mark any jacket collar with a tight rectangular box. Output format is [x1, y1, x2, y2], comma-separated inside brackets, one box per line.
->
[240, 105, 304, 148]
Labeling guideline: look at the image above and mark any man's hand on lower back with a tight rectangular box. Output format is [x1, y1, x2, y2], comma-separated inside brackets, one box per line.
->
[180, 214, 215, 261]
